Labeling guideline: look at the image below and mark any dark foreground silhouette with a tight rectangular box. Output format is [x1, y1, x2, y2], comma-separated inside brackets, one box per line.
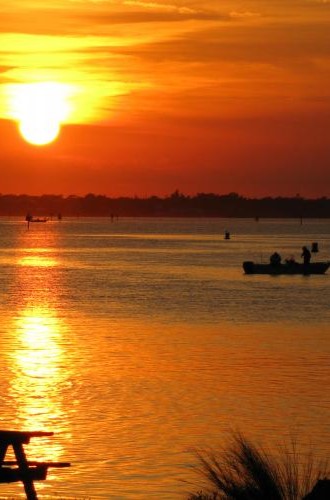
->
[187, 433, 329, 499]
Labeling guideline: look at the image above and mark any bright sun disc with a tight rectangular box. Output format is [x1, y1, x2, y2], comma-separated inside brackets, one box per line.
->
[10, 82, 70, 146]
[19, 118, 60, 146]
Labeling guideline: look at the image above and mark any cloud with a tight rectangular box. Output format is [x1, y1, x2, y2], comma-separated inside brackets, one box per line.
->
[229, 11, 261, 19]
[72, 6, 222, 25]
[123, 1, 198, 14]
[1, 0, 329, 130]
[103, 18, 330, 68]
[0, 5, 222, 36]
[0, 65, 14, 73]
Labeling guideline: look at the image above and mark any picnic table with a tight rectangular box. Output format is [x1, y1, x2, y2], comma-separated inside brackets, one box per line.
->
[0, 430, 71, 500]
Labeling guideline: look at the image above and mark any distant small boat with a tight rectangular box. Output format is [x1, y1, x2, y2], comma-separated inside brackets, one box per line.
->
[26, 213, 48, 223]
[243, 261, 329, 275]
[30, 217, 48, 223]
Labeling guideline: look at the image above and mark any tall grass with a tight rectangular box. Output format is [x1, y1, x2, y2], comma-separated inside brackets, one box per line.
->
[187, 433, 328, 500]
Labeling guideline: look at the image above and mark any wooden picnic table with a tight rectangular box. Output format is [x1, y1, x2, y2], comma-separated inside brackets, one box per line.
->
[0, 430, 70, 500]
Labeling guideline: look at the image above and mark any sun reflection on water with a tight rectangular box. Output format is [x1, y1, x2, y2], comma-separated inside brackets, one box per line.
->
[17, 255, 59, 268]
[6, 227, 72, 464]
[15, 311, 63, 388]
[9, 310, 68, 461]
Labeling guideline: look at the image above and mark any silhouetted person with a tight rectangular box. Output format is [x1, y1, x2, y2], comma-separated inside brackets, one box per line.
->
[224, 230, 230, 240]
[270, 252, 282, 266]
[301, 246, 311, 265]
[26, 213, 32, 230]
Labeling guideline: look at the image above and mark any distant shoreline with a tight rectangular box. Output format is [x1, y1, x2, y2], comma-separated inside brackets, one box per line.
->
[0, 214, 330, 219]
[0, 192, 329, 218]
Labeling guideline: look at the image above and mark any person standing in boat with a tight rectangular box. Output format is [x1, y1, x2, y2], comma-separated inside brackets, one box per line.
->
[301, 246, 311, 266]
[270, 251, 282, 266]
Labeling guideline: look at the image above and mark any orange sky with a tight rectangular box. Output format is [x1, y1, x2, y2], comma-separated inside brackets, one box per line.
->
[0, 1, 329, 197]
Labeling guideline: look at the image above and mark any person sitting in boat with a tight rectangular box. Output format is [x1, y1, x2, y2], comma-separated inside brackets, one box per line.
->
[285, 256, 296, 266]
[301, 246, 311, 265]
[270, 251, 282, 266]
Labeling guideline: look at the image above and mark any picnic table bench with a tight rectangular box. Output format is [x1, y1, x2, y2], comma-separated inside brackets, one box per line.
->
[0, 430, 71, 500]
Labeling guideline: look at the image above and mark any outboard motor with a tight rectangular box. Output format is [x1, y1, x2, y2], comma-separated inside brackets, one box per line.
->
[311, 242, 319, 253]
[243, 261, 254, 274]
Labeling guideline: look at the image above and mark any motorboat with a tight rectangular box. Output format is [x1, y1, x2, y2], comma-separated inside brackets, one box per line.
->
[243, 261, 329, 275]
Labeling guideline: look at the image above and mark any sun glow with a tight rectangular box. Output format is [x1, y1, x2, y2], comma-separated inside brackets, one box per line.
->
[9, 82, 71, 146]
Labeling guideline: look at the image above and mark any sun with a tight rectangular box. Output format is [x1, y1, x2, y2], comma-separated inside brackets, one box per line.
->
[10, 82, 70, 146]
[19, 117, 60, 146]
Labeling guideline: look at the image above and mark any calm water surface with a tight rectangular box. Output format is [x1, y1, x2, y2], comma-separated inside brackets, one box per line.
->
[0, 217, 329, 499]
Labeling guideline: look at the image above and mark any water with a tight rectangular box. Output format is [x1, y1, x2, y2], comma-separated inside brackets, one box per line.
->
[0, 217, 329, 499]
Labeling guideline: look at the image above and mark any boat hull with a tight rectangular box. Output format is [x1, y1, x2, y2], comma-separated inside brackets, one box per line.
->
[243, 261, 330, 275]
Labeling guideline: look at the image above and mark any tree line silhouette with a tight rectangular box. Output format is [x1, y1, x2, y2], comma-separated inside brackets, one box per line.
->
[0, 191, 329, 218]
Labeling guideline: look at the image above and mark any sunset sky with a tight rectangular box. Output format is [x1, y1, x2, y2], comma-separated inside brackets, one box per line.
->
[0, 1, 329, 197]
